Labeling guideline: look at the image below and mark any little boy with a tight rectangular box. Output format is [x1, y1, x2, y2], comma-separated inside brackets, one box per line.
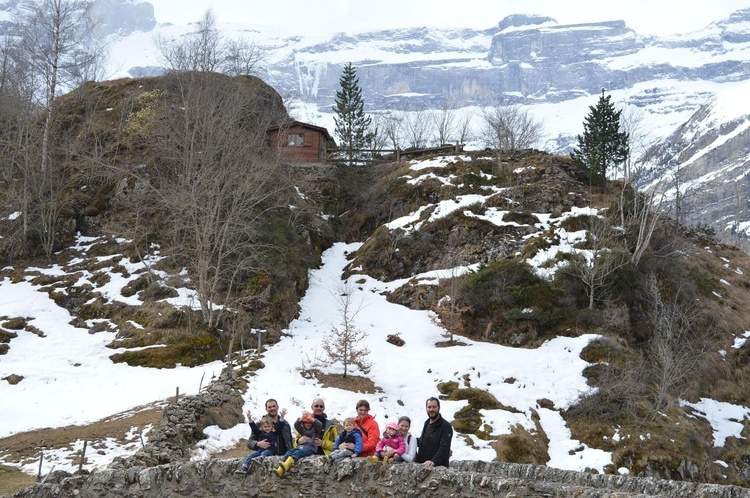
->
[328, 417, 363, 460]
[238, 412, 277, 472]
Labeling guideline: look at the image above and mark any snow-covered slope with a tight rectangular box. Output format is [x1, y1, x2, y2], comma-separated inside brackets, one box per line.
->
[641, 79, 750, 241]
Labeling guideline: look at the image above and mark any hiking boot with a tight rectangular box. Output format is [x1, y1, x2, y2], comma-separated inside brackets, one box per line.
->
[366, 456, 379, 464]
[234, 465, 248, 474]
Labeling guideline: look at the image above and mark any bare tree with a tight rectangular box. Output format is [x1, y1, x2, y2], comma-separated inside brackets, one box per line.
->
[644, 274, 712, 410]
[618, 104, 653, 180]
[223, 37, 265, 76]
[454, 108, 475, 147]
[156, 9, 262, 75]
[379, 110, 403, 151]
[564, 212, 628, 309]
[322, 281, 371, 378]
[16, 0, 98, 172]
[153, 72, 288, 328]
[11, 0, 99, 258]
[367, 113, 390, 154]
[431, 265, 470, 344]
[482, 103, 543, 172]
[432, 100, 457, 146]
[402, 107, 430, 149]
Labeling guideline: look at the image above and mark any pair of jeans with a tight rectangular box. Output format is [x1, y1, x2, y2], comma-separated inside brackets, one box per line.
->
[243, 448, 275, 467]
[329, 448, 355, 460]
[282, 446, 316, 462]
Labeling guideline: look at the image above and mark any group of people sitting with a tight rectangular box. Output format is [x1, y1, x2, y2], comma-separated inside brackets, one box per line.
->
[238, 396, 453, 477]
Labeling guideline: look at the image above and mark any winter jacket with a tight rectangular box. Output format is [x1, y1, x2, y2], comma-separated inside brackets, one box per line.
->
[248, 417, 292, 455]
[248, 422, 277, 453]
[296, 413, 339, 455]
[333, 428, 363, 456]
[293, 418, 323, 451]
[415, 414, 453, 467]
[319, 415, 339, 455]
[376, 432, 406, 456]
[354, 414, 380, 457]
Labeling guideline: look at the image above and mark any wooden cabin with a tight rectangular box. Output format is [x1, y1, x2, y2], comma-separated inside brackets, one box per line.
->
[268, 121, 335, 163]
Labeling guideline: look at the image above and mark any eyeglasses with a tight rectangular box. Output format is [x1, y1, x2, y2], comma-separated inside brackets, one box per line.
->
[313, 404, 324, 408]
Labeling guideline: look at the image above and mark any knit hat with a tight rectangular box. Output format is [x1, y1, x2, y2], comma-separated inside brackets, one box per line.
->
[386, 421, 398, 431]
[301, 413, 315, 424]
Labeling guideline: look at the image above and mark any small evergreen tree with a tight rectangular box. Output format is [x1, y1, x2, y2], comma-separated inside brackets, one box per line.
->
[333, 62, 371, 165]
[570, 90, 629, 190]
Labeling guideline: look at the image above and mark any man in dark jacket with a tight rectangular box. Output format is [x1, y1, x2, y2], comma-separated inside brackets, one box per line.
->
[415, 397, 452, 467]
[247, 398, 293, 455]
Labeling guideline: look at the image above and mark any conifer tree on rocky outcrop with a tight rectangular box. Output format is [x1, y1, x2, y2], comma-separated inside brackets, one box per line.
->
[333, 62, 371, 165]
[571, 90, 629, 191]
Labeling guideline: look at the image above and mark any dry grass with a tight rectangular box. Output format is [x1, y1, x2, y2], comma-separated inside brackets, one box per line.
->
[313, 372, 382, 393]
[0, 464, 36, 496]
[0, 403, 163, 496]
[0, 404, 164, 466]
[211, 442, 248, 460]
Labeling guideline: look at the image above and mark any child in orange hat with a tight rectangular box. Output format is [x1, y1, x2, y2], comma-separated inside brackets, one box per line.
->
[275, 411, 322, 476]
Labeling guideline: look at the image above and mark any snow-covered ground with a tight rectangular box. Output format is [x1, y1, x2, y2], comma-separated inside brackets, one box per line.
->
[3, 163, 750, 477]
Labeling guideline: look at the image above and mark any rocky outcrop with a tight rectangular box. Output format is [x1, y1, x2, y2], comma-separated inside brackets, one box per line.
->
[130, 368, 245, 466]
[11, 457, 750, 498]
[487, 20, 643, 65]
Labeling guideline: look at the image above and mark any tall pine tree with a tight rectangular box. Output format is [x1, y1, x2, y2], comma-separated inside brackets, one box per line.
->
[570, 90, 629, 191]
[333, 62, 371, 165]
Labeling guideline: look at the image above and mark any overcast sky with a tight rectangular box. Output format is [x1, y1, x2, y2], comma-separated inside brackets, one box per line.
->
[147, 0, 750, 37]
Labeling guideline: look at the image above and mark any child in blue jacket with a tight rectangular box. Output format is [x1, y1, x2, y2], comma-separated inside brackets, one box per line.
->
[328, 417, 363, 460]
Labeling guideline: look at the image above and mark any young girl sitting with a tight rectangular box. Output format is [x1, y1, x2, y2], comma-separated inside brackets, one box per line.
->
[328, 417, 363, 460]
[368, 421, 406, 463]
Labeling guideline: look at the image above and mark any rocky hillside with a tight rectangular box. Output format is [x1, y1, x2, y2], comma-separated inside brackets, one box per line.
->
[5, 71, 750, 492]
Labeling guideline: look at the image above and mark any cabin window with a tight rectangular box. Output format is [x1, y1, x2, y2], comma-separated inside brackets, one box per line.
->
[287, 133, 305, 146]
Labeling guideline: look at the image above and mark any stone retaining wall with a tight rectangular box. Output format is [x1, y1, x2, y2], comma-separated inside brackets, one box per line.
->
[11, 457, 750, 498]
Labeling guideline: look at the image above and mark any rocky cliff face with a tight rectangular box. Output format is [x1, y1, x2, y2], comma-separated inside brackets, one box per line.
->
[260, 8, 750, 113]
[640, 80, 750, 241]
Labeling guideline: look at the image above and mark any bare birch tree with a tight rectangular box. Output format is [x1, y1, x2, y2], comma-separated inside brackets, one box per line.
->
[12, 0, 100, 258]
[644, 274, 713, 410]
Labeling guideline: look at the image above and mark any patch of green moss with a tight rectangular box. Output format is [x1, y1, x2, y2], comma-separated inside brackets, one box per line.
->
[491, 423, 549, 465]
[437, 381, 458, 396]
[448, 387, 511, 410]
[452, 405, 482, 434]
[2, 317, 26, 330]
[109, 331, 224, 368]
